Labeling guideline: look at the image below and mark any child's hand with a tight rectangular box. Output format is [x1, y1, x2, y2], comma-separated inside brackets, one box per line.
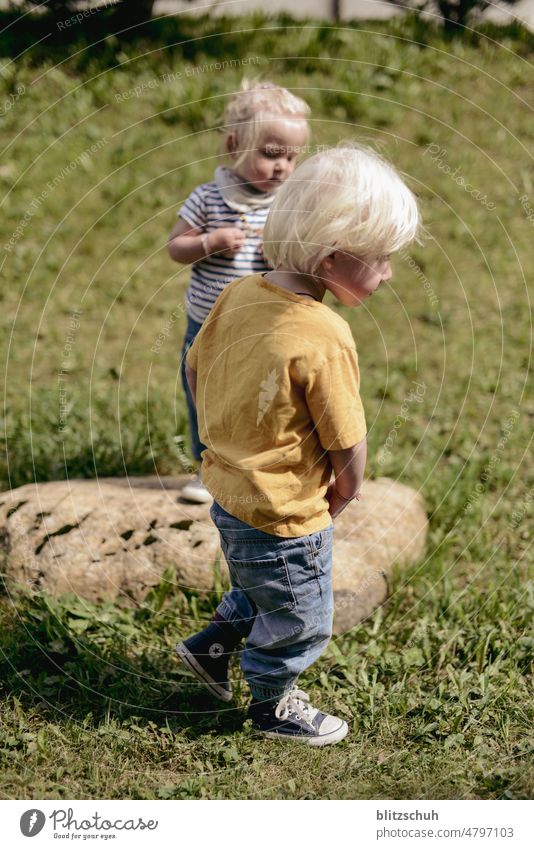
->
[207, 227, 246, 257]
[326, 482, 361, 519]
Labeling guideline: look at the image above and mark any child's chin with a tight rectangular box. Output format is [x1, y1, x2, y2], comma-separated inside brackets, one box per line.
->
[337, 294, 360, 307]
[251, 181, 279, 193]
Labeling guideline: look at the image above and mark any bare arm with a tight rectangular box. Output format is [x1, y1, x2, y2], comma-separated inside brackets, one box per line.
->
[326, 437, 367, 518]
[185, 364, 197, 408]
[168, 217, 206, 264]
[168, 217, 246, 264]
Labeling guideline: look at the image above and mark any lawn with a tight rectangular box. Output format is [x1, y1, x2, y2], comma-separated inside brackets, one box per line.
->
[0, 11, 533, 799]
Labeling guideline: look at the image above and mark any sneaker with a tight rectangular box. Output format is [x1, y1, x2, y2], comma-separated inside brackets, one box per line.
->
[248, 688, 349, 746]
[181, 472, 212, 504]
[175, 621, 238, 702]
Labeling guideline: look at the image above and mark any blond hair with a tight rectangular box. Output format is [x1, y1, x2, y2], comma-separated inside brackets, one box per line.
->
[263, 144, 420, 274]
[222, 79, 310, 164]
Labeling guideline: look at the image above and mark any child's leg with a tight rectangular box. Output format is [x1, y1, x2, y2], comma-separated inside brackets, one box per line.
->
[215, 509, 347, 744]
[218, 522, 334, 702]
[179, 502, 346, 742]
[175, 597, 249, 702]
[211, 499, 334, 696]
[210, 502, 256, 639]
[180, 314, 206, 462]
[174, 502, 255, 701]
[214, 587, 255, 639]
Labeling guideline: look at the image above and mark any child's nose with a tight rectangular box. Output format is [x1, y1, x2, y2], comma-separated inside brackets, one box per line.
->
[275, 156, 292, 172]
[382, 261, 392, 280]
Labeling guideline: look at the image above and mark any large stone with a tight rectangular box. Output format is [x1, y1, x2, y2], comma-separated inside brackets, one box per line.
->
[330, 478, 428, 633]
[0, 475, 427, 633]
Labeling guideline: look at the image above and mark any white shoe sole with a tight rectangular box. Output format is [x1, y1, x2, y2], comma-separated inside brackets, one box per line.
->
[260, 720, 349, 747]
[175, 642, 232, 702]
[180, 485, 213, 504]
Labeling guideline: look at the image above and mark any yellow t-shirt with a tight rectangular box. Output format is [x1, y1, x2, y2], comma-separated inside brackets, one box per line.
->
[186, 273, 367, 536]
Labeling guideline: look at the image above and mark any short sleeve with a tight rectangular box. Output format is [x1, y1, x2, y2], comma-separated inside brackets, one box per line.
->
[178, 186, 207, 230]
[305, 347, 367, 450]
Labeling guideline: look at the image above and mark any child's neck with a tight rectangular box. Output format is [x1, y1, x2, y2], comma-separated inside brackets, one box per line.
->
[264, 270, 326, 302]
[230, 168, 272, 196]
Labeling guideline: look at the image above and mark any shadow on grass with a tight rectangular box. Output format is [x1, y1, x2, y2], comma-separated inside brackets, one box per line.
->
[0, 589, 244, 738]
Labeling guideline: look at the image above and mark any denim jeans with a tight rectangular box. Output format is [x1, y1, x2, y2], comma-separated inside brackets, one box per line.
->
[180, 314, 206, 462]
[211, 500, 334, 701]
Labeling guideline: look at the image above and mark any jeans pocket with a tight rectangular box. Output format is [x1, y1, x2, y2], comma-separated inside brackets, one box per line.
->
[308, 527, 333, 577]
[226, 555, 296, 613]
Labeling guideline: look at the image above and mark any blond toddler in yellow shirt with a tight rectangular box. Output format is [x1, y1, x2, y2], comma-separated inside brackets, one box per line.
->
[176, 145, 420, 746]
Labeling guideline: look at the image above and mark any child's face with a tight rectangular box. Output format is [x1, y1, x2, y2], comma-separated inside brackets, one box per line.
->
[320, 251, 393, 307]
[230, 118, 308, 193]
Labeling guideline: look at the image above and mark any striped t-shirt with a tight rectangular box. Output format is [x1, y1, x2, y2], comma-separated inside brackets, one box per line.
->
[178, 180, 272, 324]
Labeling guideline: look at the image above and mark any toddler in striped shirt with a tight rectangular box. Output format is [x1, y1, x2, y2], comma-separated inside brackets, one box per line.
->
[168, 80, 310, 503]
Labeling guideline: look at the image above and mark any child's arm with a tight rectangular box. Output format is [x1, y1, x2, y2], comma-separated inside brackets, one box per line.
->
[304, 345, 367, 519]
[326, 438, 367, 518]
[168, 217, 205, 264]
[168, 217, 246, 263]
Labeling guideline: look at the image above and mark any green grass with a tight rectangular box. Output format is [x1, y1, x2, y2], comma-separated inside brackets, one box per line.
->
[0, 12, 533, 799]
[1, 558, 532, 799]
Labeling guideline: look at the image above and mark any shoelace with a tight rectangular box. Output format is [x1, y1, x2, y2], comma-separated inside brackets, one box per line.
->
[275, 688, 314, 726]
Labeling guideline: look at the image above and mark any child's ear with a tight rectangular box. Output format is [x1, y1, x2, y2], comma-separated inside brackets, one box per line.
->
[226, 132, 239, 158]
[321, 253, 336, 273]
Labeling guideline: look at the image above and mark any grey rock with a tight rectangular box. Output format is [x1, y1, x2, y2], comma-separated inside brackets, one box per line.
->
[0, 475, 427, 632]
[330, 477, 428, 633]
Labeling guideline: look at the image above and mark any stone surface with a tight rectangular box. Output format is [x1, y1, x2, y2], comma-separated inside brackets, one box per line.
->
[0, 475, 428, 633]
[329, 477, 428, 633]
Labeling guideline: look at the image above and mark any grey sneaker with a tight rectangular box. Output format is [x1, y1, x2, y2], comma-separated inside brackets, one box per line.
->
[181, 472, 212, 504]
[248, 688, 349, 746]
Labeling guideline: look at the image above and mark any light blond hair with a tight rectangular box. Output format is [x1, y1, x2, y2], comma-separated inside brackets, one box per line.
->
[263, 144, 421, 274]
[222, 79, 310, 165]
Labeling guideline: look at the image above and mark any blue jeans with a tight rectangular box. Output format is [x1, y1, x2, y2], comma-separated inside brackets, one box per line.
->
[211, 500, 334, 701]
[180, 314, 206, 462]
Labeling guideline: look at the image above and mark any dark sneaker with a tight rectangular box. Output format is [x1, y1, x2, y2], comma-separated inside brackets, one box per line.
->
[248, 688, 349, 746]
[175, 622, 237, 702]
